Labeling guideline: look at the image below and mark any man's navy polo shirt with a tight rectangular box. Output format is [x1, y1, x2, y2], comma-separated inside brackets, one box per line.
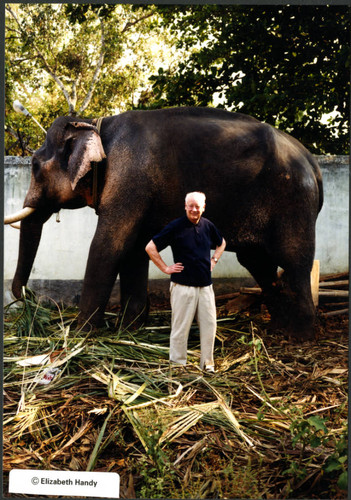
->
[152, 215, 223, 287]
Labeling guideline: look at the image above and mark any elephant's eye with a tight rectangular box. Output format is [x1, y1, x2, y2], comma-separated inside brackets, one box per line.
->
[62, 137, 75, 167]
[66, 137, 75, 149]
[32, 158, 41, 178]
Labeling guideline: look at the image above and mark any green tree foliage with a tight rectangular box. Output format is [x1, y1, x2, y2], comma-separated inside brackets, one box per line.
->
[5, 3, 163, 154]
[6, 4, 349, 155]
[148, 5, 350, 154]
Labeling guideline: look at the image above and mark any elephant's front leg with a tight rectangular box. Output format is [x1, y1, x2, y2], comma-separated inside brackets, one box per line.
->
[78, 225, 122, 329]
[118, 245, 150, 329]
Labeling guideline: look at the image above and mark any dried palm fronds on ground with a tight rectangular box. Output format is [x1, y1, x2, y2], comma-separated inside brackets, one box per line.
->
[3, 288, 348, 499]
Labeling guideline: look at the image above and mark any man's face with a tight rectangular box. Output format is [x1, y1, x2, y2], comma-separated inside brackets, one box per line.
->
[185, 195, 206, 224]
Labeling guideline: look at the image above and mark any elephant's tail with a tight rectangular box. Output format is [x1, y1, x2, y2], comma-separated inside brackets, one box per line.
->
[308, 153, 324, 214]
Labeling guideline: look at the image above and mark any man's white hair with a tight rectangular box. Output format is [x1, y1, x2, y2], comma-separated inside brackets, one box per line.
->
[185, 191, 206, 205]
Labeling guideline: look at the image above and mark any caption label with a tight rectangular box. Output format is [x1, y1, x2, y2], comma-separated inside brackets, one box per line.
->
[9, 469, 120, 498]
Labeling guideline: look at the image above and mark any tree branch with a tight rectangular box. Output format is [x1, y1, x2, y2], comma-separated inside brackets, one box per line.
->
[78, 18, 105, 115]
[121, 10, 155, 33]
[6, 5, 75, 114]
[5, 126, 34, 154]
[71, 80, 77, 111]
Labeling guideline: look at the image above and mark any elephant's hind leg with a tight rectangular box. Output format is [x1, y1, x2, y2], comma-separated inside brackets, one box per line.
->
[236, 247, 284, 327]
[237, 237, 316, 340]
[276, 261, 316, 340]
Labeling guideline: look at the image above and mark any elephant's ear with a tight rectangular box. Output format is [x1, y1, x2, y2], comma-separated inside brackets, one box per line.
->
[66, 121, 106, 190]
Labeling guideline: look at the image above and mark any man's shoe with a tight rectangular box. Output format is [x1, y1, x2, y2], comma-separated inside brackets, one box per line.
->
[204, 365, 215, 373]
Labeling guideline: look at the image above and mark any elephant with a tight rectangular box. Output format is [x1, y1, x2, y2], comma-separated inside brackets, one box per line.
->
[5, 106, 323, 339]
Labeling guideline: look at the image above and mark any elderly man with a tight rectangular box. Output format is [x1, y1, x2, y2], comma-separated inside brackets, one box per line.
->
[145, 192, 226, 372]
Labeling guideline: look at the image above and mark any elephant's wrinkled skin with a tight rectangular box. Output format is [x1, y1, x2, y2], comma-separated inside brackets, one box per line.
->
[9, 107, 323, 339]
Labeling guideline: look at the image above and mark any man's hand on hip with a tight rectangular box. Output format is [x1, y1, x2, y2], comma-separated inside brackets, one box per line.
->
[166, 263, 184, 274]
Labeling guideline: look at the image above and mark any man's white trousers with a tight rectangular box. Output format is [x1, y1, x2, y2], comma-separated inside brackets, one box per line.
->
[169, 282, 217, 370]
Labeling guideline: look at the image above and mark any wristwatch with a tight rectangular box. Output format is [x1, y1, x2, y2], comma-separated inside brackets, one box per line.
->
[212, 257, 218, 263]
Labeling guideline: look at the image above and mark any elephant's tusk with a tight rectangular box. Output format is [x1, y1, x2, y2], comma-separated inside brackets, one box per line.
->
[4, 207, 36, 225]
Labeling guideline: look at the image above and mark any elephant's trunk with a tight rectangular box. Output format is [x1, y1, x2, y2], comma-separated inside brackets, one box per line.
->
[11, 211, 52, 298]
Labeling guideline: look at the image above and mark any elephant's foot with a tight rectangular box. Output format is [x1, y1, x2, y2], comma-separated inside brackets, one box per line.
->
[262, 292, 290, 332]
[269, 312, 316, 341]
[76, 306, 105, 333]
[287, 315, 316, 341]
[118, 297, 150, 330]
[265, 297, 316, 342]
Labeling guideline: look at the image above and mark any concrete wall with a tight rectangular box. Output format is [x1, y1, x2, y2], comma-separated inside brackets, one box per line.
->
[3, 155, 349, 306]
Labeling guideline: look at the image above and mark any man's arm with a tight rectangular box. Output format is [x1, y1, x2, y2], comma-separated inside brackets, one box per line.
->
[145, 240, 184, 275]
[211, 238, 226, 271]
